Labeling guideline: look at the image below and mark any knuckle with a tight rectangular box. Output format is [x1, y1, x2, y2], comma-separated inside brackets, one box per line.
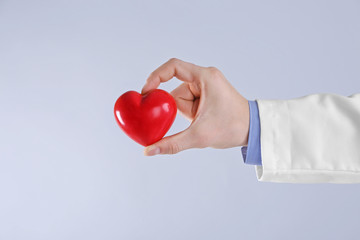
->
[207, 66, 222, 79]
[207, 66, 219, 73]
[169, 57, 178, 62]
[168, 58, 179, 65]
[168, 142, 181, 154]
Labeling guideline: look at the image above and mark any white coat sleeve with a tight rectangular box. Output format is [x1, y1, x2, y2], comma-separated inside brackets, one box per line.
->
[255, 93, 360, 183]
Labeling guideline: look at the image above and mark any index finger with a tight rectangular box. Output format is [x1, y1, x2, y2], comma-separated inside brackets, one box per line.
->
[141, 58, 202, 94]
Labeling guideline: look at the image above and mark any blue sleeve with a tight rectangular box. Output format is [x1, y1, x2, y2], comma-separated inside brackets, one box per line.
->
[241, 100, 262, 165]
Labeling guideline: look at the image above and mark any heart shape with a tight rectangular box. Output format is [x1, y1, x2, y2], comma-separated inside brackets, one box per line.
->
[114, 89, 177, 146]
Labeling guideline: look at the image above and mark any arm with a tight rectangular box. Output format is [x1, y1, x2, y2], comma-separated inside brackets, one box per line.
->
[142, 58, 360, 183]
[256, 93, 360, 183]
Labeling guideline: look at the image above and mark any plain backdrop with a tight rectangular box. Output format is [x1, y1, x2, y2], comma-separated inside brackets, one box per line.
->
[1, 0, 360, 239]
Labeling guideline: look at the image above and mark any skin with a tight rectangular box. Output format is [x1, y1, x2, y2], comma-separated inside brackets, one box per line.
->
[142, 58, 250, 156]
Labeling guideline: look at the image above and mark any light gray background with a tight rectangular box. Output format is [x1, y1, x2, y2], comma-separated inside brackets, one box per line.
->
[1, 0, 359, 239]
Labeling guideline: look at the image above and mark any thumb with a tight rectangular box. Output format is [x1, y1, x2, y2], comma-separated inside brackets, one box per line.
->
[144, 130, 194, 156]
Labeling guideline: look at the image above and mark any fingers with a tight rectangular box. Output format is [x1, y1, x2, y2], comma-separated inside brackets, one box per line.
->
[144, 128, 195, 156]
[170, 83, 197, 120]
[141, 58, 202, 94]
[142, 58, 205, 155]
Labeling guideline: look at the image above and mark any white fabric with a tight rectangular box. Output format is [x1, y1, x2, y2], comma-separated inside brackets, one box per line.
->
[256, 93, 360, 183]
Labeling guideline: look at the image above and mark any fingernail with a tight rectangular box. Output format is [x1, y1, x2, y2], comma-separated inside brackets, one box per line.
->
[144, 145, 160, 156]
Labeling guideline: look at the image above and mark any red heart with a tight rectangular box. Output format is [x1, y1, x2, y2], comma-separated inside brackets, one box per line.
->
[114, 89, 177, 146]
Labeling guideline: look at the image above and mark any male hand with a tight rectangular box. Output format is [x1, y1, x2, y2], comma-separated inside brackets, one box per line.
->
[142, 58, 250, 156]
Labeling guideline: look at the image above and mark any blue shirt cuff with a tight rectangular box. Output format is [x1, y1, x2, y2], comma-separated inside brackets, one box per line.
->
[241, 100, 262, 165]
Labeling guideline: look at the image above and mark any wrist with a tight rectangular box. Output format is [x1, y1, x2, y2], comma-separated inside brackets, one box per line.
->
[236, 97, 250, 146]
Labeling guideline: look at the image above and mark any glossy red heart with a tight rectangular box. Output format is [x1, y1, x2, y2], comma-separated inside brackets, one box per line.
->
[114, 89, 177, 146]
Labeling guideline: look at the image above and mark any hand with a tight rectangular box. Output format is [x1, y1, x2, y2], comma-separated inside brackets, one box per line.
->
[142, 58, 250, 156]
